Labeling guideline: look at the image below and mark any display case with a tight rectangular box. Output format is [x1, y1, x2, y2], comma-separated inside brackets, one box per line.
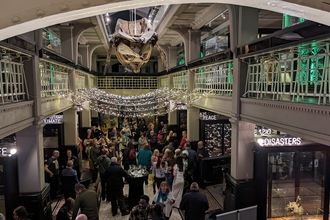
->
[253, 137, 330, 220]
[200, 114, 231, 156]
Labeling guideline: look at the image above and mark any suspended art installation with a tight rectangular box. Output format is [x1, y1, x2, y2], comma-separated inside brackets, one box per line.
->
[56, 88, 213, 117]
[104, 15, 167, 74]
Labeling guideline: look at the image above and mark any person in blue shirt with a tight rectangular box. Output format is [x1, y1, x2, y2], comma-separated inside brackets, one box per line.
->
[137, 144, 152, 184]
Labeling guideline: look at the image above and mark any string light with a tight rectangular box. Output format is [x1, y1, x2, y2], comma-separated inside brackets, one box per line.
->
[56, 87, 213, 117]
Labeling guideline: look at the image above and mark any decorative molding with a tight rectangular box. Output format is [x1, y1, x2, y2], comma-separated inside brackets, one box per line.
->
[0, 101, 34, 113]
[41, 96, 65, 103]
[241, 98, 330, 115]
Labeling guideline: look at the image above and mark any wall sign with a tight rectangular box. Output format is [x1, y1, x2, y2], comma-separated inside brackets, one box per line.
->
[0, 148, 8, 157]
[199, 112, 217, 120]
[257, 137, 302, 147]
[254, 128, 272, 136]
[43, 115, 63, 124]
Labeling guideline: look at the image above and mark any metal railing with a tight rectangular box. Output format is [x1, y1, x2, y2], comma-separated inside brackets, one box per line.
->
[159, 76, 168, 88]
[0, 45, 31, 104]
[172, 70, 187, 90]
[243, 39, 330, 105]
[39, 59, 71, 97]
[75, 70, 87, 90]
[193, 60, 233, 95]
[97, 76, 158, 89]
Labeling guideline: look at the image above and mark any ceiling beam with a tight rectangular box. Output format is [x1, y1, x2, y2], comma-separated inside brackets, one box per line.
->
[191, 4, 227, 29]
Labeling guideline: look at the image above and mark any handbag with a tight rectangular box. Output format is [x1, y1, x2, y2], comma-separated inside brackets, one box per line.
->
[89, 159, 95, 170]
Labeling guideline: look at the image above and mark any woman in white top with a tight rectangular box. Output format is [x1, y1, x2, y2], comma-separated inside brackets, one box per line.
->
[152, 155, 168, 190]
[172, 156, 185, 208]
[152, 181, 175, 220]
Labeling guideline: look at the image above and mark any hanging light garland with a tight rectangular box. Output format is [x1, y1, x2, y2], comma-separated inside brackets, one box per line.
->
[56, 87, 213, 117]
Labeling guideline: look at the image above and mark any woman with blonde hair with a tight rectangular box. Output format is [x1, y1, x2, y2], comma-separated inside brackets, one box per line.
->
[152, 182, 175, 220]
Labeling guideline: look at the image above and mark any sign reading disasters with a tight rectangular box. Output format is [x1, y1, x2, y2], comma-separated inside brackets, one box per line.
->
[258, 137, 302, 147]
[43, 115, 63, 124]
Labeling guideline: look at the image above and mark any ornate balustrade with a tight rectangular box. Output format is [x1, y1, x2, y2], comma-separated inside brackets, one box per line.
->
[97, 76, 158, 89]
[0, 45, 30, 104]
[242, 38, 330, 105]
[172, 70, 187, 91]
[192, 60, 233, 95]
[39, 58, 72, 97]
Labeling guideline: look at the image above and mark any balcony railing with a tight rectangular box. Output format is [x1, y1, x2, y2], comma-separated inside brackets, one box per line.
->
[192, 60, 233, 96]
[39, 59, 72, 97]
[0, 45, 30, 104]
[243, 38, 330, 105]
[75, 69, 87, 90]
[159, 76, 168, 88]
[172, 70, 187, 91]
[98, 76, 158, 89]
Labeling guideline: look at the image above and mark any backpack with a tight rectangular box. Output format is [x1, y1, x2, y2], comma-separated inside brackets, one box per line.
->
[128, 148, 136, 160]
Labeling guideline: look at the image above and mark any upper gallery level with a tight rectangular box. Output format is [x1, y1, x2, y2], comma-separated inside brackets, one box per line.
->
[0, 3, 330, 145]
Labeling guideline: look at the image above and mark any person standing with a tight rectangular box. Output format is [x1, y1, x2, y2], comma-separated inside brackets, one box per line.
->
[180, 182, 209, 220]
[196, 141, 209, 185]
[172, 156, 184, 208]
[44, 150, 60, 199]
[60, 160, 79, 199]
[94, 148, 111, 201]
[152, 182, 175, 220]
[72, 184, 99, 220]
[62, 149, 79, 179]
[104, 157, 130, 217]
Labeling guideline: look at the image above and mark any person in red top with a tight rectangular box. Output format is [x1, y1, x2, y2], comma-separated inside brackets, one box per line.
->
[179, 131, 187, 150]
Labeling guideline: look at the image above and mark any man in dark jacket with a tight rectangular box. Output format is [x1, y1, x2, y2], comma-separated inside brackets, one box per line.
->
[72, 183, 99, 220]
[104, 157, 130, 217]
[180, 182, 209, 220]
[95, 148, 111, 201]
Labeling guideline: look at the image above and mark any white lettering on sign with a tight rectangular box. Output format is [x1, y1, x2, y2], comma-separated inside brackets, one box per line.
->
[0, 147, 8, 156]
[43, 115, 63, 124]
[257, 137, 302, 147]
[254, 129, 272, 135]
[199, 112, 217, 120]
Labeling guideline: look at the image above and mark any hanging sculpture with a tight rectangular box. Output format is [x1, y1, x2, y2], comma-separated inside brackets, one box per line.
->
[104, 17, 167, 74]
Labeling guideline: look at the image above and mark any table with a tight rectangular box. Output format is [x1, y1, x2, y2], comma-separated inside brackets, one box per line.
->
[127, 173, 148, 210]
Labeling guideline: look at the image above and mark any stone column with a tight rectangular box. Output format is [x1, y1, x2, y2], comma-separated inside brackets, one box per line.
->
[91, 54, 97, 72]
[167, 74, 177, 125]
[186, 106, 199, 141]
[158, 56, 165, 72]
[168, 46, 177, 69]
[16, 125, 45, 193]
[229, 121, 255, 179]
[78, 44, 89, 68]
[230, 6, 258, 179]
[63, 107, 78, 146]
[188, 30, 201, 62]
[59, 26, 74, 60]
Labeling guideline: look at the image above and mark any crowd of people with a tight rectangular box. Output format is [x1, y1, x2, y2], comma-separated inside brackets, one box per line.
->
[1, 117, 211, 220]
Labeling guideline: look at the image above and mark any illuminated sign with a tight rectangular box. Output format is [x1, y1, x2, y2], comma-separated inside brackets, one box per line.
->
[254, 128, 272, 136]
[257, 137, 302, 147]
[43, 115, 63, 124]
[199, 112, 216, 120]
[0, 148, 8, 156]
